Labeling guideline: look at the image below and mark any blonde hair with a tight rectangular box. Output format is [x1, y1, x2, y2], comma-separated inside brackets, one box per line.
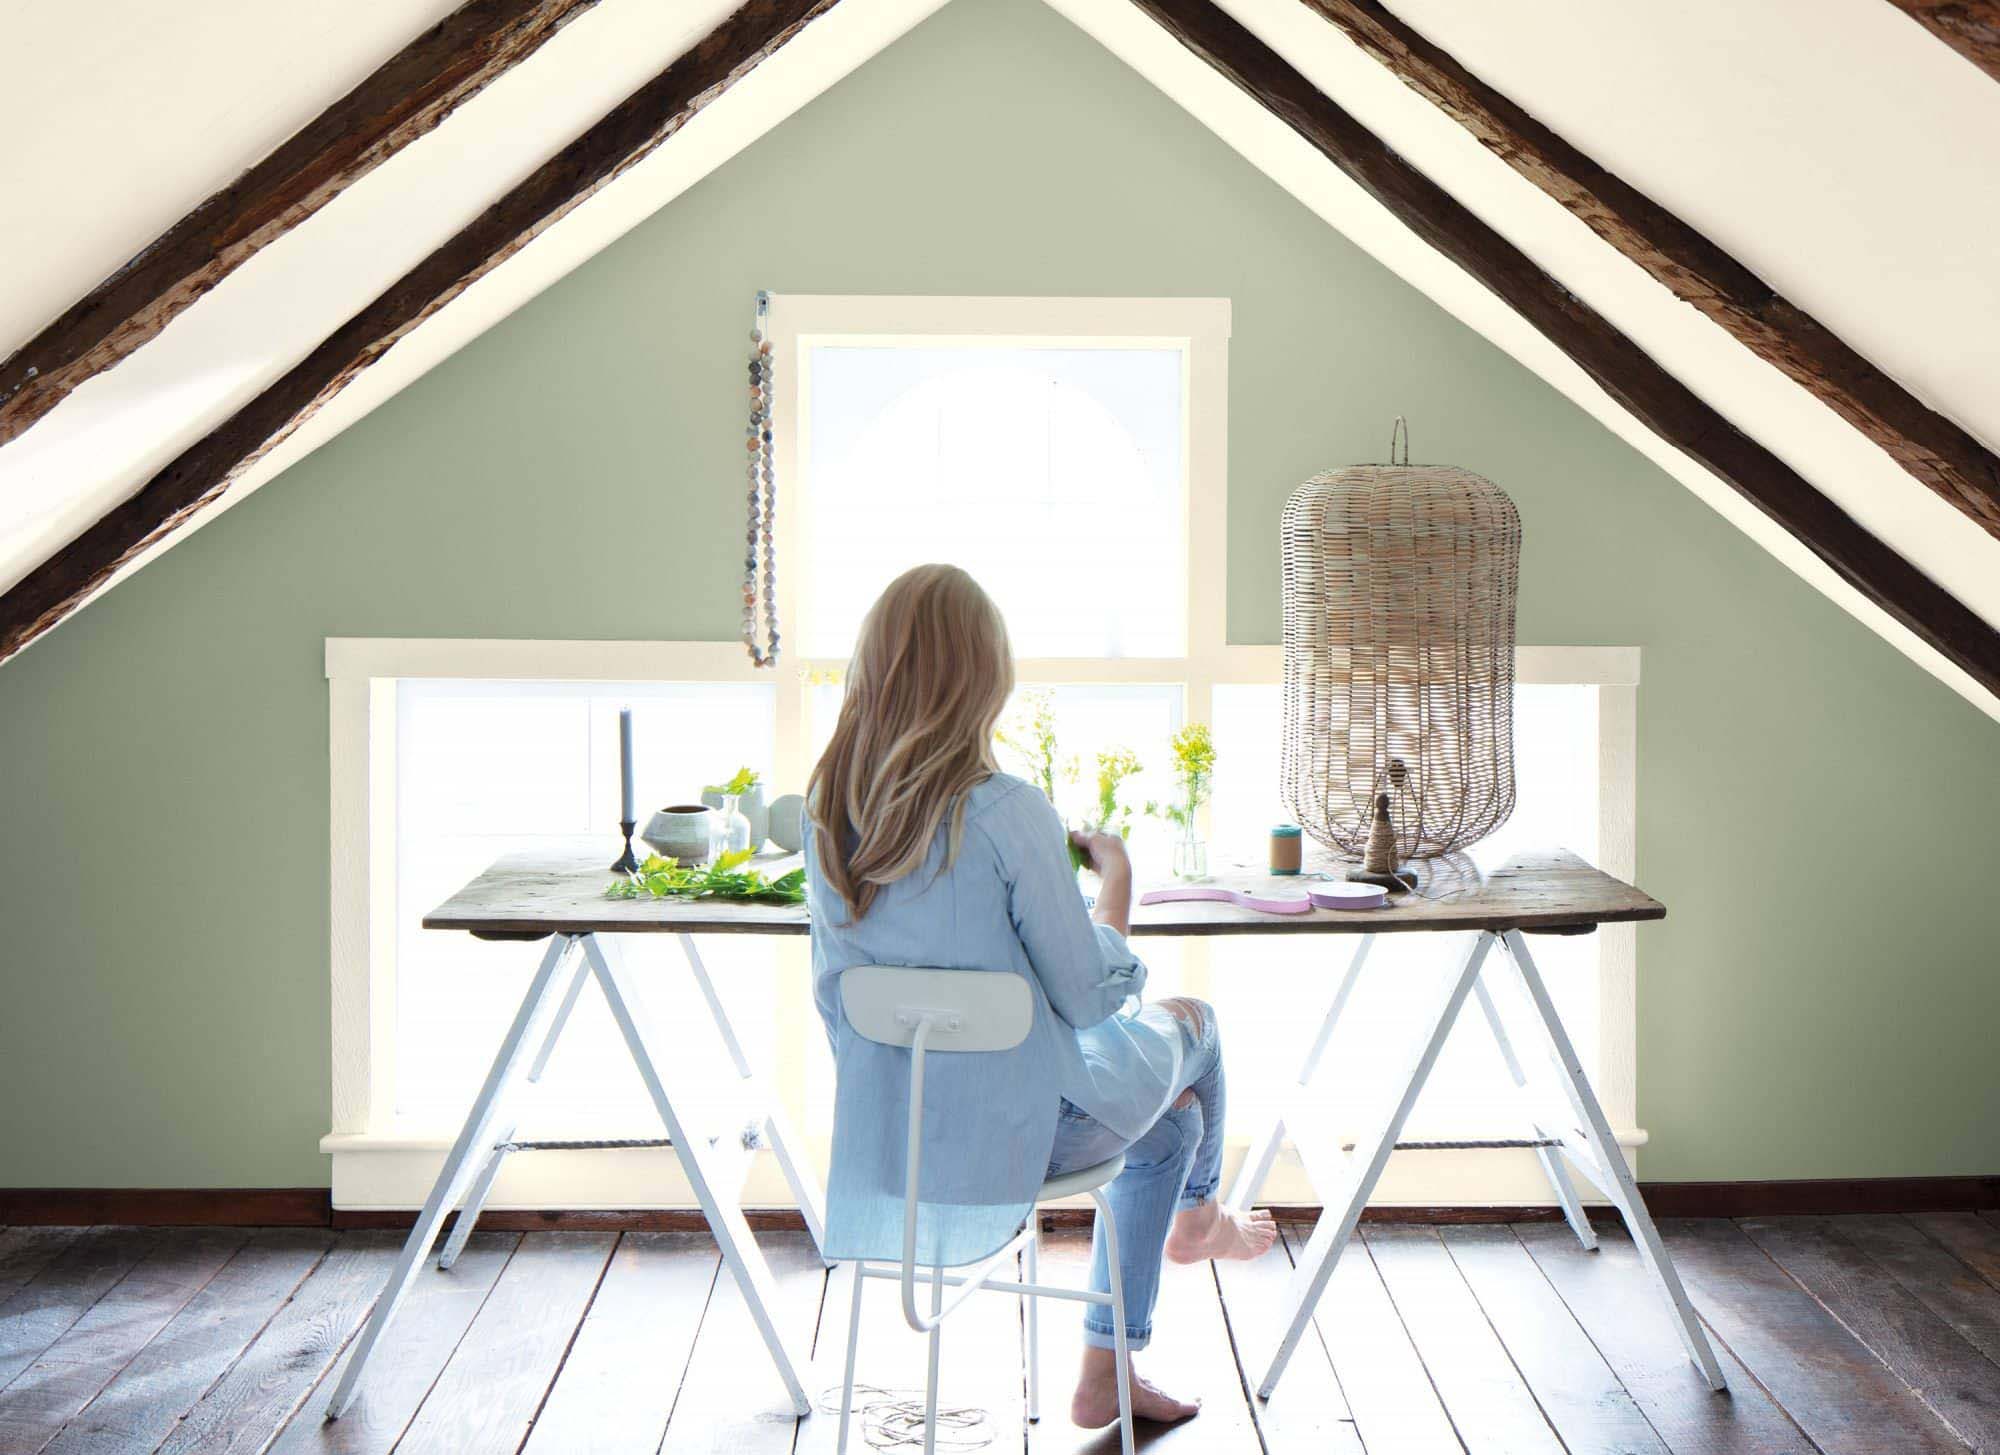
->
[808, 564, 1014, 919]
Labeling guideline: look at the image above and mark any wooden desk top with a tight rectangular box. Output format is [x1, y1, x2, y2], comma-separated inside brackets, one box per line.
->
[424, 847, 1663, 940]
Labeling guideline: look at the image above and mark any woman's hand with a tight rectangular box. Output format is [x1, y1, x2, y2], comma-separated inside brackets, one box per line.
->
[1070, 829, 1131, 879]
[1071, 830, 1133, 936]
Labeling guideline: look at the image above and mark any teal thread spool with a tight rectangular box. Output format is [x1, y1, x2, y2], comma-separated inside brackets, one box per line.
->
[1270, 823, 1303, 875]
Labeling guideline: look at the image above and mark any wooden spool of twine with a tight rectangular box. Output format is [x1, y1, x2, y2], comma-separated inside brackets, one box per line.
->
[1281, 418, 1521, 862]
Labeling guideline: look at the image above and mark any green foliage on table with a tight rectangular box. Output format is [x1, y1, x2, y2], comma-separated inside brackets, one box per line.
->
[606, 849, 805, 904]
[704, 766, 760, 796]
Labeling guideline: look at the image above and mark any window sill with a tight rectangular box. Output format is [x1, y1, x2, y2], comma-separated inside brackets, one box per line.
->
[321, 1126, 1648, 1212]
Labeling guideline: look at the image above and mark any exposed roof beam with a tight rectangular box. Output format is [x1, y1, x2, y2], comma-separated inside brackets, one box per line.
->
[0, 0, 838, 666]
[1299, 0, 2000, 542]
[1886, 0, 2000, 83]
[1132, 0, 2000, 701]
[0, 0, 603, 445]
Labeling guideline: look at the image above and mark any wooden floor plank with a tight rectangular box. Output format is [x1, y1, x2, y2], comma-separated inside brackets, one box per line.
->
[42, 1229, 333, 1455]
[1362, 1224, 1563, 1454]
[522, 1231, 720, 1455]
[154, 1231, 401, 1455]
[1515, 1221, 1814, 1455]
[660, 1229, 829, 1455]
[804, 1250, 1021, 1455]
[1741, 1216, 2000, 1450]
[1440, 1224, 1670, 1454]
[1023, 1226, 1257, 1454]
[263, 1231, 517, 1455]
[0, 1229, 162, 1393]
[1213, 1224, 1363, 1455]
[1284, 1222, 1462, 1454]
[1914, 1214, 2000, 1293]
[1660, 1218, 1966, 1455]
[1834, 1215, 2000, 1370]
[394, 1230, 616, 1455]
[0, 1228, 245, 1455]
[0, 1232, 83, 1301]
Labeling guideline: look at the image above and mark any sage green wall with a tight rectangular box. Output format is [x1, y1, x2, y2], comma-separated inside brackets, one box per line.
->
[3, 0, 1995, 1189]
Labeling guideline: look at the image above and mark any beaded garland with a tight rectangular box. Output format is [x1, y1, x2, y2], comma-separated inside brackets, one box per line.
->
[743, 291, 780, 667]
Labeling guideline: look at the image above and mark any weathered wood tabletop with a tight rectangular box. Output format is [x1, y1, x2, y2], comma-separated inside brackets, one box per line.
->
[424, 846, 1663, 940]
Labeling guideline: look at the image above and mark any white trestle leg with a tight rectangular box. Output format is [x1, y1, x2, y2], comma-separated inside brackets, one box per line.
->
[1227, 934, 1374, 1212]
[333, 927, 823, 1420]
[1257, 932, 1494, 1398]
[437, 948, 592, 1270]
[678, 932, 829, 1259]
[1470, 971, 1599, 1252]
[1498, 930, 1727, 1391]
[584, 933, 815, 1415]
[327, 933, 578, 1420]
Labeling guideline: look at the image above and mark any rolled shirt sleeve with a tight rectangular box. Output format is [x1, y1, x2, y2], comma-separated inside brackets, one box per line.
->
[976, 783, 1148, 1030]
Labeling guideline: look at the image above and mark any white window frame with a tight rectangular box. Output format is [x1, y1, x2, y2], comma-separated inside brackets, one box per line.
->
[323, 295, 1642, 1210]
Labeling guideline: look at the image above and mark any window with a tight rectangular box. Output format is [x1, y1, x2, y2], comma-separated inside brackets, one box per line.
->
[801, 345, 1185, 657]
[327, 296, 1640, 1211]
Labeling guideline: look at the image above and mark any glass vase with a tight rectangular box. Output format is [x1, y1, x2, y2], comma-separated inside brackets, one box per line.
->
[709, 792, 753, 861]
[1172, 824, 1208, 881]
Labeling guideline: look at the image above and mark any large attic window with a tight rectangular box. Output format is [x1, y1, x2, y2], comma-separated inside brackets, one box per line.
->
[799, 344, 1186, 658]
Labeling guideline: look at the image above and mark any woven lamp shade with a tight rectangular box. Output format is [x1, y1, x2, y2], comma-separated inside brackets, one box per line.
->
[1280, 444, 1521, 862]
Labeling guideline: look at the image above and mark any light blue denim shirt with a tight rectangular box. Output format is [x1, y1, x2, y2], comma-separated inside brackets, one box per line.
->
[804, 772, 1183, 1267]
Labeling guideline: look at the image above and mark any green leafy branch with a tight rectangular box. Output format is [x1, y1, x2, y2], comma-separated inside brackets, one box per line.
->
[607, 849, 805, 905]
[704, 766, 760, 797]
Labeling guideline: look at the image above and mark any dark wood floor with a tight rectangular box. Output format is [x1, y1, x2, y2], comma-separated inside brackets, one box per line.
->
[3, 1213, 1999, 1453]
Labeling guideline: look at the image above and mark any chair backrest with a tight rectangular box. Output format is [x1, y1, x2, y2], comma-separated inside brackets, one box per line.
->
[839, 965, 1033, 1053]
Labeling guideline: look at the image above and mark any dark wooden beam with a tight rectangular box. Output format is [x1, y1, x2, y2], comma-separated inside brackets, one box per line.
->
[1886, 0, 2000, 83]
[0, 0, 604, 445]
[1298, 0, 2000, 541]
[1132, 0, 2000, 702]
[0, 0, 838, 666]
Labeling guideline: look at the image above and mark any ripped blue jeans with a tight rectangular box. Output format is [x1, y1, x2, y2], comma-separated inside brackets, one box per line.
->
[1044, 997, 1225, 1351]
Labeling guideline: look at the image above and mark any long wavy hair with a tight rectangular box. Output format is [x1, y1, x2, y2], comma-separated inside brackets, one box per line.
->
[808, 564, 1014, 919]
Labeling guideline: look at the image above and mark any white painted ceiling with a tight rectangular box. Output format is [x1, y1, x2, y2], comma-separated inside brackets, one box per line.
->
[0, 0, 1994, 718]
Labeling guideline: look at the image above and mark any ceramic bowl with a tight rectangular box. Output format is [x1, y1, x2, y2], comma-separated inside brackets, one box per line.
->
[641, 804, 714, 863]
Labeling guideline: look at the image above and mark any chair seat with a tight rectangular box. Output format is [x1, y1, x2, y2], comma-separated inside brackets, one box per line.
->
[1036, 1153, 1125, 1203]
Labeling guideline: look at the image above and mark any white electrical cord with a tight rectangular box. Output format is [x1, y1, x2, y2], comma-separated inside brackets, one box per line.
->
[816, 1384, 995, 1451]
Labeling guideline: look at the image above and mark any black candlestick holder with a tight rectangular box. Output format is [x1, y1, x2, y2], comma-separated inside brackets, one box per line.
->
[612, 819, 640, 875]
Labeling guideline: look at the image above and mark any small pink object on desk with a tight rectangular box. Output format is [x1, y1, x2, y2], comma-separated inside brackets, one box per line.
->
[1308, 882, 1388, 910]
[1138, 885, 1313, 916]
[1137, 881, 1390, 916]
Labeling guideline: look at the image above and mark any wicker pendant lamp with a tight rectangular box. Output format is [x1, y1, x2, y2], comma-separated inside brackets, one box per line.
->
[1280, 419, 1521, 866]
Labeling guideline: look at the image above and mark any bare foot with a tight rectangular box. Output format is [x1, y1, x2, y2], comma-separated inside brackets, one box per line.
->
[1071, 1350, 1202, 1428]
[1163, 1200, 1279, 1264]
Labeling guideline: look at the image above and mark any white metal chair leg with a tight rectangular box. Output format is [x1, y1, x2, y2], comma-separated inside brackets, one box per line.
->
[837, 1260, 866, 1454]
[1023, 1223, 1041, 1423]
[1499, 930, 1727, 1392]
[438, 949, 590, 1270]
[924, 1265, 945, 1454]
[1092, 1188, 1137, 1455]
[326, 933, 575, 1420]
[1470, 972, 1599, 1252]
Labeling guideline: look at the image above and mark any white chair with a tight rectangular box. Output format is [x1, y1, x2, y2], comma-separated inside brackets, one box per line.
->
[836, 964, 1136, 1455]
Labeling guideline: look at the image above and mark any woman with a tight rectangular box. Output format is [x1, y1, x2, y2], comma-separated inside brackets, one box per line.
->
[804, 563, 1275, 1429]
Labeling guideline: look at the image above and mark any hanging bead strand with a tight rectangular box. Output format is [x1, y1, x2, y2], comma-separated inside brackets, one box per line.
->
[742, 291, 780, 667]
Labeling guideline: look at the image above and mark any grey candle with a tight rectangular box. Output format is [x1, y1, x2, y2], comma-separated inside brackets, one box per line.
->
[618, 707, 635, 822]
